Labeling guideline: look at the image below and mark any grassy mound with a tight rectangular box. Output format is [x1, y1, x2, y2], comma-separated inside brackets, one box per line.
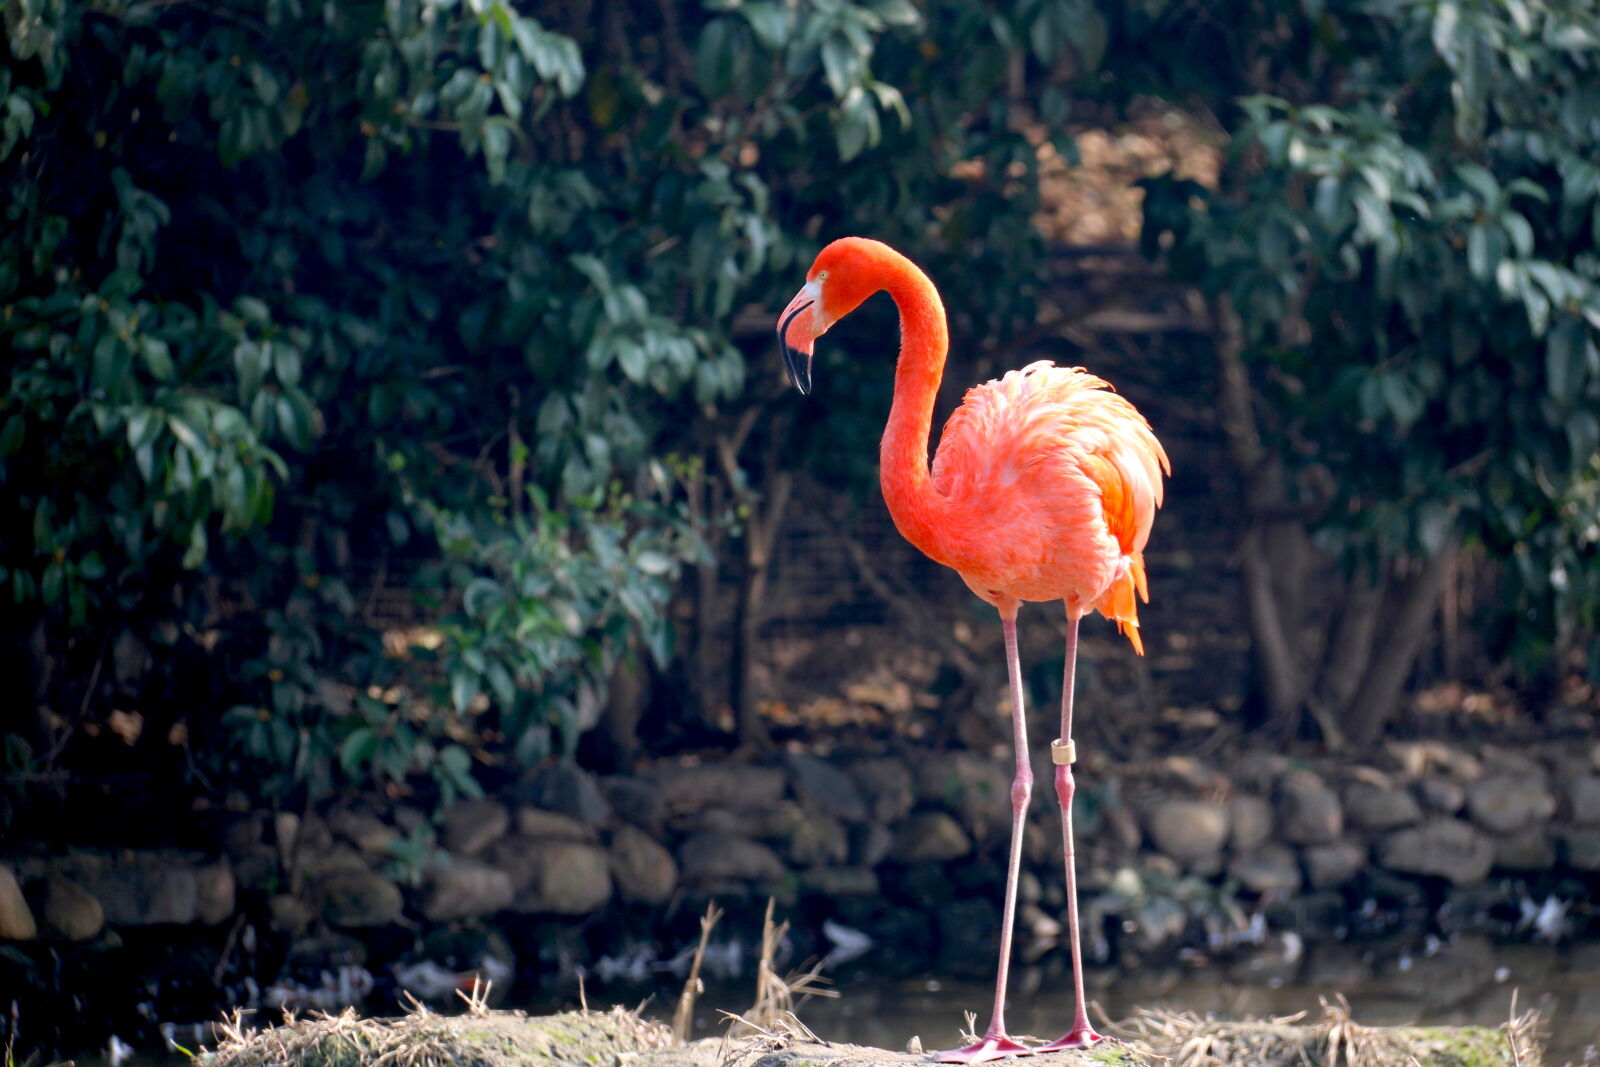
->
[207, 998, 1538, 1067]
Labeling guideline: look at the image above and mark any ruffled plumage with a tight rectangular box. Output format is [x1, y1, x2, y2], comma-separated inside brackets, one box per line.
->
[924, 361, 1169, 652]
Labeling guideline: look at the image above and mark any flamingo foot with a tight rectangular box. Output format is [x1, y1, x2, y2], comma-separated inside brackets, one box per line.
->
[1035, 1026, 1103, 1053]
[933, 1035, 1033, 1063]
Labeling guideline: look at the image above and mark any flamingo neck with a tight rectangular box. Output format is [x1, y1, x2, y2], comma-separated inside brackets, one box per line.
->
[876, 254, 952, 560]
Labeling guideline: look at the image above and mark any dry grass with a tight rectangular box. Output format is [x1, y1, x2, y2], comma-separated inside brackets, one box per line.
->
[673, 901, 724, 1043]
[717, 899, 837, 1063]
[1115, 995, 1540, 1067]
[210, 993, 673, 1067]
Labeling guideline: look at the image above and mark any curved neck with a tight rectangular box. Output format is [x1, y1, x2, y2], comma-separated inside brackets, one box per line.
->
[876, 254, 952, 559]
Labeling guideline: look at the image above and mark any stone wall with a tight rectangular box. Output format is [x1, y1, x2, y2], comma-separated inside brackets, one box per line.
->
[2, 736, 1597, 1030]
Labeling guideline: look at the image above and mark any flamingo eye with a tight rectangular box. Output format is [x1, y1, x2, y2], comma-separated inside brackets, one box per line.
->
[815, 270, 829, 283]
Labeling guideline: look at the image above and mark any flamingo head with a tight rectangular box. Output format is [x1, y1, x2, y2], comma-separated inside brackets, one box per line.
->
[776, 238, 882, 395]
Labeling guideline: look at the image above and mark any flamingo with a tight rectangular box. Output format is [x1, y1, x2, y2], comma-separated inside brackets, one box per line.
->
[776, 238, 1168, 1062]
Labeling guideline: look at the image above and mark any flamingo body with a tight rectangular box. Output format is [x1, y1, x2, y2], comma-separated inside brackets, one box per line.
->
[778, 237, 1169, 1061]
[919, 361, 1164, 647]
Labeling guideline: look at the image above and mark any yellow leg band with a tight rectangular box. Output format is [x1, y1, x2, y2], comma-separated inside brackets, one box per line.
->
[1050, 739, 1077, 765]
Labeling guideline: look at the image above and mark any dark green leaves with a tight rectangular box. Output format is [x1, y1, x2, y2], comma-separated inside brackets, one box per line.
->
[1144, 0, 1600, 668]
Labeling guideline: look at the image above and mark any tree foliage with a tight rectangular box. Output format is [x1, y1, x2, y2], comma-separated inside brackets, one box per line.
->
[1136, 0, 1600, 739]
[2, 0, 1594, 815]
[0, 0, 1100, 812]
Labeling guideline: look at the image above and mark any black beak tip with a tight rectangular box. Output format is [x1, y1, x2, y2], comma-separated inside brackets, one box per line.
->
[778, 298, 816, 396]
[778, 338, 813, 396]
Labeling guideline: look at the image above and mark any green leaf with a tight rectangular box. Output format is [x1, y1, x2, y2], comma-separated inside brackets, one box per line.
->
[140, 337, 175, 381]
[234, 340, 266, 398]
[339, 727, 380, 776]
[482, 118, 511, 185]
[1546, 319, 1587, 403]
[182, 522, 208, 570]
[270, 341, 301, 387]
[463, 577, 503, 616]
[740, 1, 789, 48]
[821, 35, 858, 97]
[485, 660, 515, 706]
[235, 296, 271, 324]
[40, 562, 62, 605]
[0, 415, 22, 456]
[635, 549, 673, 575]
[449, 668, 480, 713]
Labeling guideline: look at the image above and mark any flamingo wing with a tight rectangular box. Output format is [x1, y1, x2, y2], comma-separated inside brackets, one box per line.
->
[931, 361, 1169, 651]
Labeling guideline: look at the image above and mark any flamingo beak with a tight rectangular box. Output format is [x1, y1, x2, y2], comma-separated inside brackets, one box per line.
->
[777, 282, 822, 395]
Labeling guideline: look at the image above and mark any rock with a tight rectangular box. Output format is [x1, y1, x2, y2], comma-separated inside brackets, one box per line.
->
[233, 853, 279, 894]
[798, 867, 881, 897]
[1144, 799, 1229, 863]
[1388, 741, 1482, 781]
[785, 752, 867, 822]
[672, 804, 803, 839]
[1157, 756, 1228, 791]
[291, 814, 336, 855]
[311, 845, 378, 881]
[1227, 795, 1272, 854]
[648, 762, 786, 815]
[1375, 820, 1494, 886]
[441, 799, 511, 856]
[784, 811, 850, 868]
[519, 763, 612, 826]
[1464, 775, 1555, 834]
[268, 893, 313, 934]
[848, 759, 916, 823]
[608, 825, 677, 905]
[1343, 780, 1422, 832]
[890, 812, 973, 863]
[0, 865, 37, 940]
[1413, 777, 1466, 815]
[1491, 829, 1556, 871]
[393, 805, 430, 835]
[73, 853, 203, 925]
[677, 833, 788, 884]
[914, 752, 1013, 843]
[222, 813, 270, 857]
[1104, 802, 1143, 853]
[497, 839, 613, 914]
[32, 875, 103, 941]
[196, 860, 235, 924]
[599, 776, 665, 830]
[423, 858, 515, 921]
[1567, 775, 1600, 825]
[1559, 828, 1600, 871]
[1230, 749, 1293, 793]
[311, 867, 405, 926]
[850, 822, 895, 868]
[1277, 770, 1343, 845]
[326, 809, 399, 855]
[1229, 844, 1301, 894]
[516, 807, 596, 842]
[1303, 841, 1366, 889]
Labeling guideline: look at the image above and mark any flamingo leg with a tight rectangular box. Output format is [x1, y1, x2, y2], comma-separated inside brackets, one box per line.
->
[935, 610, 1034, 1064]
[1036, 614, 1104, 1052]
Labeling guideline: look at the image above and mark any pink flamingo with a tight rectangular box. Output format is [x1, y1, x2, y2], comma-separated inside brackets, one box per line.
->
[777, 238, 1168, 1061]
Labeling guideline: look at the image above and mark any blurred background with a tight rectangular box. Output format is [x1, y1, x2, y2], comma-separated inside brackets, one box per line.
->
[1, 0, 1598, 1061]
